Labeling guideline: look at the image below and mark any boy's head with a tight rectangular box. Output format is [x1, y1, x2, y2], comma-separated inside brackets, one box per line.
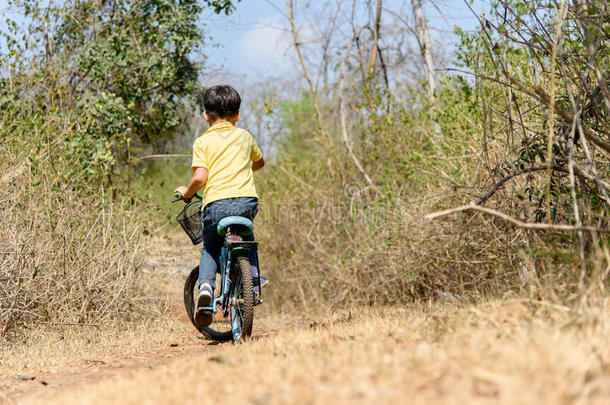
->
[203, 85, 241, 123]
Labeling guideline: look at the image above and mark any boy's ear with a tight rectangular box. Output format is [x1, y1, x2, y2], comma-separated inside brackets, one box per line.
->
[204, 111, 211, 123]
[235, 111, 240, 123]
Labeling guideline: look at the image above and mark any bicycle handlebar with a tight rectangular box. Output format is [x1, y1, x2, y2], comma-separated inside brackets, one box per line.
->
[172, 191, 204, 203]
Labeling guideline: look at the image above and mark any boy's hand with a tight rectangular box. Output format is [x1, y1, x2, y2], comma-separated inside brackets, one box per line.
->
[252, 158, 265, 172]
[173, 186, 188, 199]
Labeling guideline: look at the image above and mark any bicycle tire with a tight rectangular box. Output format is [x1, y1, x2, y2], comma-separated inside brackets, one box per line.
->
[230, 256, 254, 342]
[183, 266, 232, 341]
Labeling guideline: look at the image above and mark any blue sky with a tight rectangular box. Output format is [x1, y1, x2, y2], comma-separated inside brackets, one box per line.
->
[201, 0, 485, 77]
[1, 0, 485, 78]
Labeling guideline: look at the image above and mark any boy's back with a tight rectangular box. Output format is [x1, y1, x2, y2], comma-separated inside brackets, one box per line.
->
[174, 84, 265, 329]
[192, 121, 262, 207]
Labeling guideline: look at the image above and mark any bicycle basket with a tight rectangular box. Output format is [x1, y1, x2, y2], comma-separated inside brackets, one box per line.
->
[176, 199, 203, 245]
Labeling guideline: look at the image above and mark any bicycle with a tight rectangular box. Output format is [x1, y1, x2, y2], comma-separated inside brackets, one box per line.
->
[173, 192, 263, 343]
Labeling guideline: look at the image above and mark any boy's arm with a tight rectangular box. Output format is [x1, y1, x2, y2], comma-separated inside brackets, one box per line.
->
[252, 158, 265, 171]
[174, 167, 208, 200]
[249, 134, 264, 172]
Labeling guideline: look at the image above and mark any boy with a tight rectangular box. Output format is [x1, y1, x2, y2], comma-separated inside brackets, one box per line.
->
[174, 85, 265, 329]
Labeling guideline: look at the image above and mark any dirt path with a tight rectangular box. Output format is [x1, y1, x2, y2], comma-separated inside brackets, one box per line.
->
[2, 234, 609, 404]
[3, 313, 282, 404]
[2, 302, 282, 404]
[4, 301, 608, 405]
[2, 340, 211, 403]
[0, 233, 280, 404]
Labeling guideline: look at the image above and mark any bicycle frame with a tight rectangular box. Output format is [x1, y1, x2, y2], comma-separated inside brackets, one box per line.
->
[196, 236, 259, 341]
[199, 238, 259, 314]
[174, 192, 262, 342]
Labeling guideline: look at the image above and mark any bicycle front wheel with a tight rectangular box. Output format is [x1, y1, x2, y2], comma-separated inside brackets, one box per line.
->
[230, 256, 254, 342]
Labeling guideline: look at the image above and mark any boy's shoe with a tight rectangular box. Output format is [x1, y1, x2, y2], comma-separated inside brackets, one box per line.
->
[252, 275, 269, 288]
[251, 266, 268, 288]
[195, 283, 214, 329]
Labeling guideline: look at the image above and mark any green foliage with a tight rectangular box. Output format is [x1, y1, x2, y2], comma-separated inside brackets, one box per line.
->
[275, 93, 318, 160]
[65, 0, 203, 173]
[0, 0, 245, 334]
[203, 0, 240, 14]
[137, 160, 193, 221]
[1, 0, 241, 178]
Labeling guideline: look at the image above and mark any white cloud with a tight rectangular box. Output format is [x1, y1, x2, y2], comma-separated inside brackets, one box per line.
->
[235, 15, 293, 73]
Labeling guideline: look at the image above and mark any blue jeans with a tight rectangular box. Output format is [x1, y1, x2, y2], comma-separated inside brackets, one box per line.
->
[199, 197, 259, 292]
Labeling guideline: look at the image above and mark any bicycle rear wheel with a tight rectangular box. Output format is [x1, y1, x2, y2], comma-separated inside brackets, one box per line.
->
[229, 256, 254, 342]
[183, 266, 232, 341]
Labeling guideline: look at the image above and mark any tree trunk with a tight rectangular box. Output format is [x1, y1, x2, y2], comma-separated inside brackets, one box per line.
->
[411, 0, 436, 97]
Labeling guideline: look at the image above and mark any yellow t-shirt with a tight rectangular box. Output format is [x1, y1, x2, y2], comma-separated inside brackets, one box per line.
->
[191, 121, 263, 207]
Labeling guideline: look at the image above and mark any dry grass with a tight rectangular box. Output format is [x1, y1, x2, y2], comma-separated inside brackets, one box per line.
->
[0, 318, 192, 377]
[253, 77, 604, 311]
[256, 175, 592, 312]
[253, 1, 610, 309]
[0, 273, 188, 377]
[16, 299, 610, 405]
[0, 110, 164, 336]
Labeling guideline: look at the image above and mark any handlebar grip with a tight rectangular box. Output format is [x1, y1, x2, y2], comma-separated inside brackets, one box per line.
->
[172, 191, 202, 203]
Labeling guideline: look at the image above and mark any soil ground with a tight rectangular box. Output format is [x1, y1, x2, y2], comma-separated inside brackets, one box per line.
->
[1, 235, 609, 404]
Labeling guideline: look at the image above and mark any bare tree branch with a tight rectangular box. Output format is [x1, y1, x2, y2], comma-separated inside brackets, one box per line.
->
[425, 202, 610, 233]
[477, 165, 566, 205]
[339, 33, 381, 194]
[437, 67, 610, 157]
[131, 154, 190, 161]
[368, 0, 382, 76]
[287, 0, 325, 135]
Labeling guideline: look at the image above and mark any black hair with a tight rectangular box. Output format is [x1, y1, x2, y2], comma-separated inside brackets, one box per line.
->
[203, 85, 241, 120]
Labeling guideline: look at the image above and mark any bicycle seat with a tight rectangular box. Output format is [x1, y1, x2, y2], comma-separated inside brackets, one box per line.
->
[217, 216, 254, 236]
